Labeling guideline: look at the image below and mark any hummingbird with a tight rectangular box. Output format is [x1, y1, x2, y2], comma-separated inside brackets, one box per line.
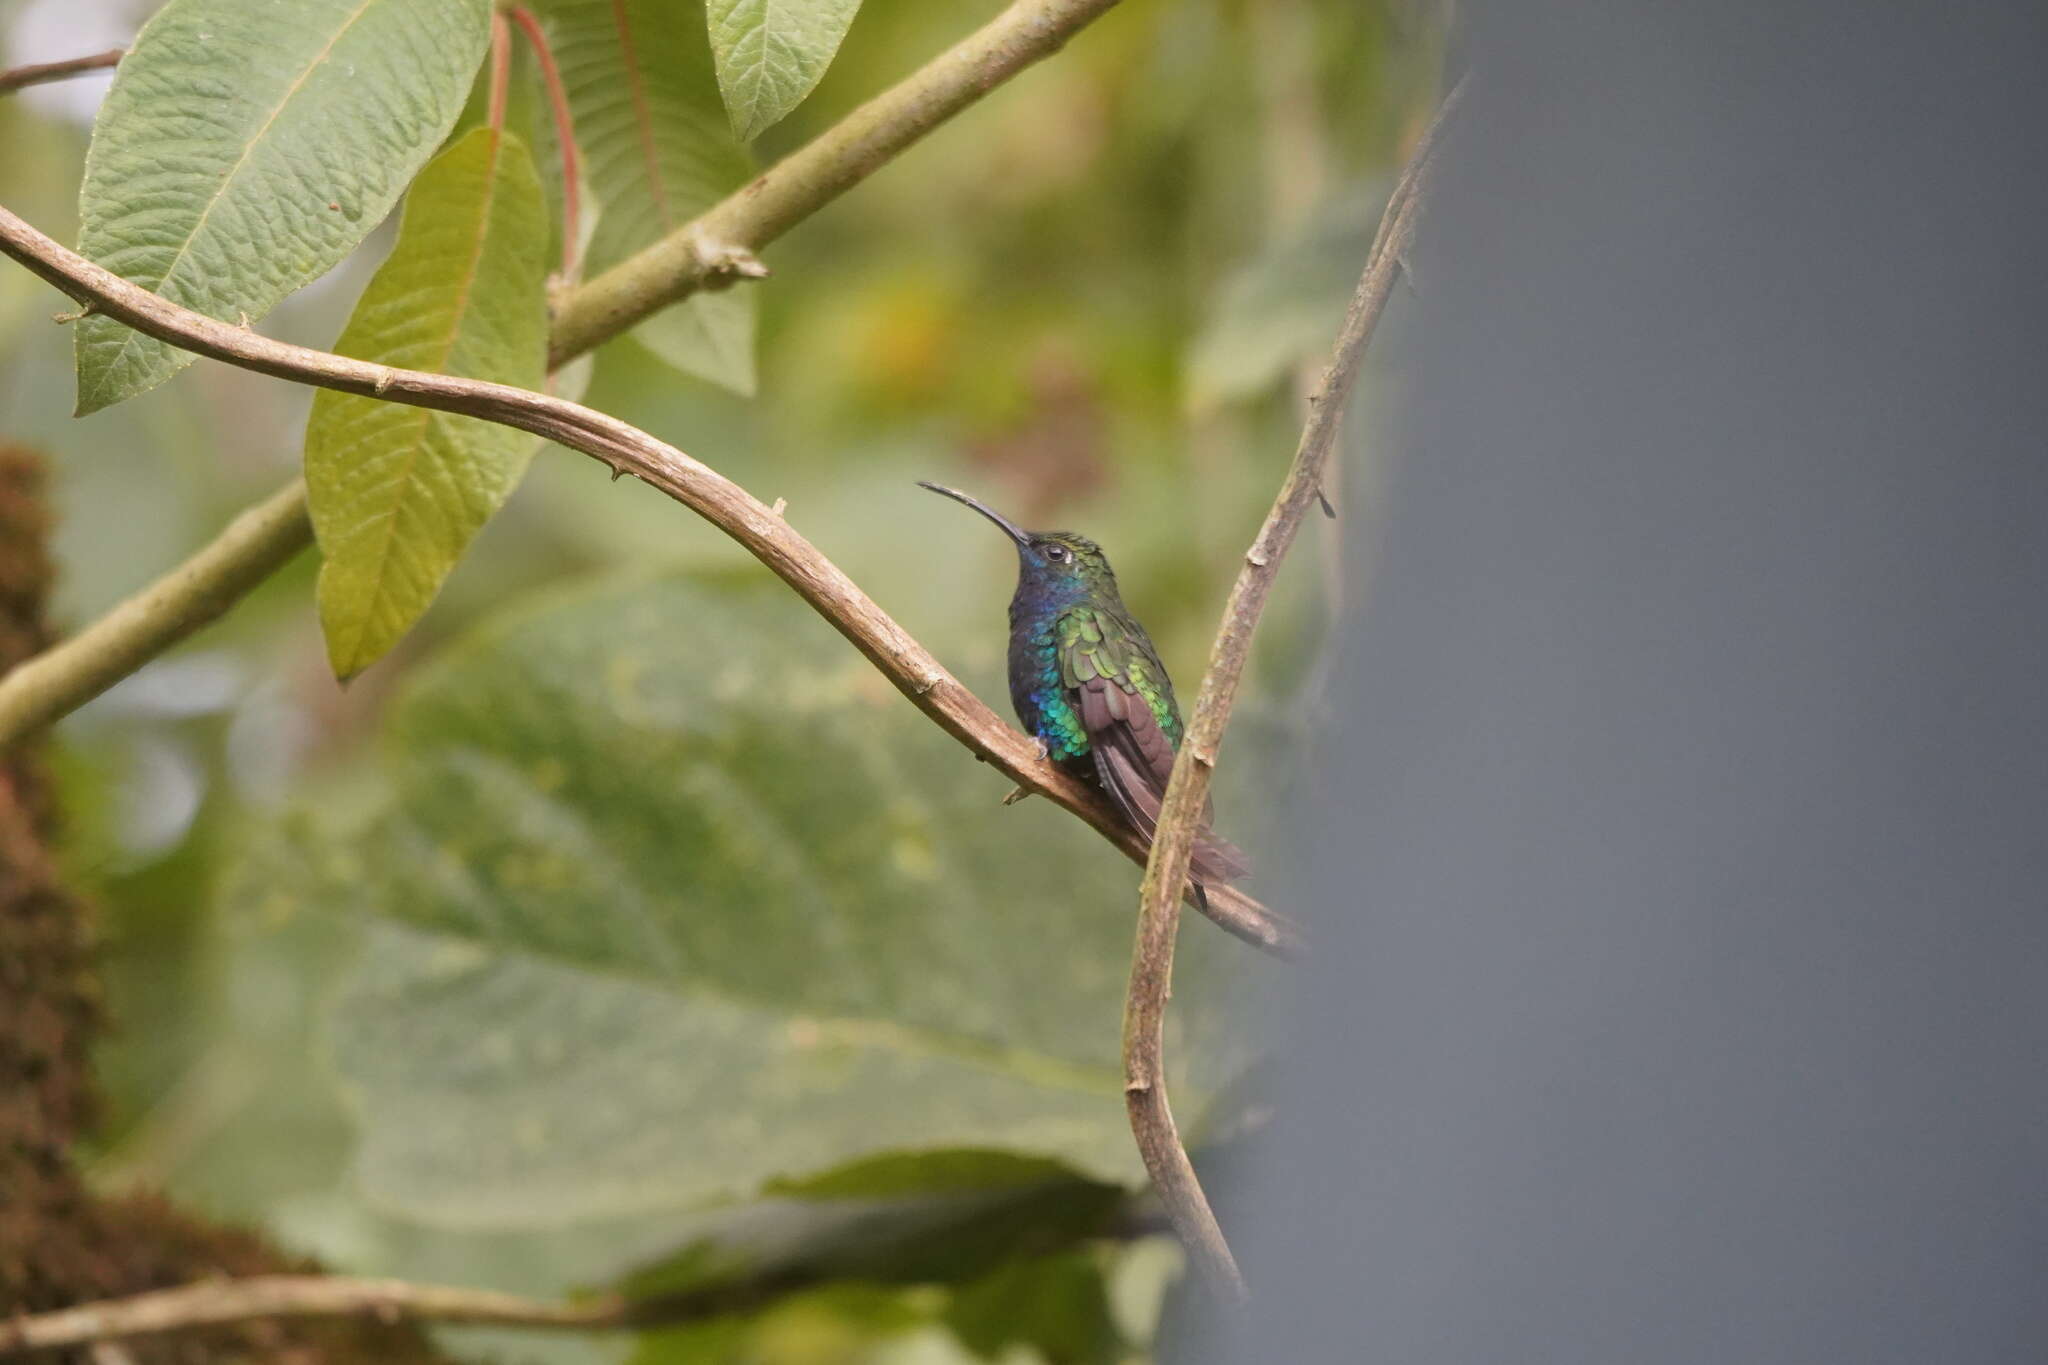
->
[919, 481, 1250, 894]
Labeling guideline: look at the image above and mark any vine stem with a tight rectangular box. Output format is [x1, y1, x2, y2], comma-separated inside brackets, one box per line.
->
[1120, 74, 1468, 1301]
[0, 201, 1301, 960]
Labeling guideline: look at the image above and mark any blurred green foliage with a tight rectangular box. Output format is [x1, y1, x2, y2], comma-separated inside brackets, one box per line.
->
[2, 0, 1431, 1357]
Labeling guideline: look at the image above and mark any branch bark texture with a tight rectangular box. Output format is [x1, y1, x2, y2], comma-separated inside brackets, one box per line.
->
[1120, 75, 1468, 1300]
[0, 205, 1300, 958]
[0, 0, 1124, 750]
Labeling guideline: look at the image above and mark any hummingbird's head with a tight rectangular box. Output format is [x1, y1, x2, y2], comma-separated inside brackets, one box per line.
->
[917, 482, 1122, 606]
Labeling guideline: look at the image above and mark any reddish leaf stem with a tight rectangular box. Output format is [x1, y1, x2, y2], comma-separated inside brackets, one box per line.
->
[487, 10, 513, 134]
[609, 0, 673, 228]
[508, 6, 584, 278]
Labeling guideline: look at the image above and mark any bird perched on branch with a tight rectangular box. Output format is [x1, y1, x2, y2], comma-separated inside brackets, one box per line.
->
[920, 481, 1249, 898]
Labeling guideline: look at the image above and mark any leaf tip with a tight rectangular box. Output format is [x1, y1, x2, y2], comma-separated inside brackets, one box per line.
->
[324, 634, 373, 688]
[71, 371, 119, 419]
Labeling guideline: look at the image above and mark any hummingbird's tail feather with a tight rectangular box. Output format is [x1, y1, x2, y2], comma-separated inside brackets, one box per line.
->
[1192, 829, 1252, 885]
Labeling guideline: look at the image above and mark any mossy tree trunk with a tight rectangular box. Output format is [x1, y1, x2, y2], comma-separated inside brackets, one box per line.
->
[0, 444, 448, 1365]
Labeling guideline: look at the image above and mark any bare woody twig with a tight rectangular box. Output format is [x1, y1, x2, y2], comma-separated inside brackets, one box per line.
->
[0, 1154, 1171, 1358]
[0, 0, 1125, 747]
[1121, 74, 1468, 1300]
[0, 204, 1301, 959]
[0, 1278, 624, 1356]
[0, 49, 122, 95]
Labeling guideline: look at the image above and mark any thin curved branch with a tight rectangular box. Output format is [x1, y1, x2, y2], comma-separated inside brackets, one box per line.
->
[0, 48, 122, 95]
[0, 205, 1301, 958]
[0, 1277, 624, 1356]
[0, 0, 1124, 747]
[1121, 74, 1469, 1300]
[0, 1153, 1175, 1357]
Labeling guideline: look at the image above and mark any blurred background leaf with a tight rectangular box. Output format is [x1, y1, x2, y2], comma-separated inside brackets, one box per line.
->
[1185, 182, 1389, 411]
[233, 570, 1267, 1225]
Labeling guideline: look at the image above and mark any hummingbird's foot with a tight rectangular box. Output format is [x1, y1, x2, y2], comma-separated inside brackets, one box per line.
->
[1031, 737, 1050, 762]
[1001, 785, 1034, 806]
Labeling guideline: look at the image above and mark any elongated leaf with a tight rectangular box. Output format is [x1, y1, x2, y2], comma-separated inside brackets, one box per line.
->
[707, 0, 863, 142]
[249, 573, 1264, 1226]
[304, 128, 550, 681]
[73, 0, 491, 414]
[536, 0, 758, 393]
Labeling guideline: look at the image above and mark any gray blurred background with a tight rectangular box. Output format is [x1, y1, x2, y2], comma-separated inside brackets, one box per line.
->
[1218, 2, 2048, 1361]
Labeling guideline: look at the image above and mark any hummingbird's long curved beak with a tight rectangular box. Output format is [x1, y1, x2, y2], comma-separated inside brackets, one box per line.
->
[917, 481, 1031, 548]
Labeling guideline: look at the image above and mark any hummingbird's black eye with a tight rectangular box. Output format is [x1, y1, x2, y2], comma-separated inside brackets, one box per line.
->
[1044, 543, 1068, 561]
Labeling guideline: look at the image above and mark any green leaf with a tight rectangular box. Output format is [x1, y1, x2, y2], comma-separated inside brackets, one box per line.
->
[633, 1285, 936, 1365]
[763, 1150, 1091, 1202]
[945, 1252, 1122, 1365]
[73, 0, 491, 414]
[612, 1152, 1123, 1309]
[535, 0, 758, 393]
[635, 292, 758, 398]
[304, 128, 550, 681]
[1185, 183, 1389, 411]
[706, 0, 863, 143]
[255, 572, 1262, 1226]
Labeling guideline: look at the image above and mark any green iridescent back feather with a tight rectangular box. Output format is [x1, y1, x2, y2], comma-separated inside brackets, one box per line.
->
[1057, 605, 1184, 746]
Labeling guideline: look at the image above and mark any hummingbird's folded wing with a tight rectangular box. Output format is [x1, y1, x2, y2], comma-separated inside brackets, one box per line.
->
[1074, 673, 1250, 885]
